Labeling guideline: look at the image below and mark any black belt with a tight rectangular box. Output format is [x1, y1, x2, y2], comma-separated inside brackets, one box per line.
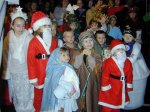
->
[35, 53, 50, 59]
[110, 74, 126, 81]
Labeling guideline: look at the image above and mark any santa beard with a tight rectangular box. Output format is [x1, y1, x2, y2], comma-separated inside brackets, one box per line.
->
[42, 28, 52, 49]
[115, 51, 127, 68]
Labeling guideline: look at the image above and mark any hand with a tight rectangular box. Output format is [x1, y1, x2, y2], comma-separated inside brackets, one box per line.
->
[67, 86, 76, 97]
[82, 49, 91, 56]
[32, 82, 38, 86]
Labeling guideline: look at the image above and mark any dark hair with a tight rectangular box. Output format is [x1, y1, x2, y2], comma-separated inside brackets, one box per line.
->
[95, 30, 106, 38]
[60, 47, 69, 52]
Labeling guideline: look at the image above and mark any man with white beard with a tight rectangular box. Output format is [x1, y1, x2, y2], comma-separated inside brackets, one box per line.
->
[27, 11, 58, 112]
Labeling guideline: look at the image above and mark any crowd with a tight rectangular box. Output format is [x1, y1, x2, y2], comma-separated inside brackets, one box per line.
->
[1, 0, 150, 112]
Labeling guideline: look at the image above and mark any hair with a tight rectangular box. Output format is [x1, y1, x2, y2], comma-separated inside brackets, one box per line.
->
[12, 17, 25, 25]
[95, 30, 106, 38]
[63, 29, 74, 37]
[60, 47, 69, 53]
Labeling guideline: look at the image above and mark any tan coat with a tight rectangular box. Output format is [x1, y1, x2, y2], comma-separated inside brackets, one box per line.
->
[74, 50, 102, 112]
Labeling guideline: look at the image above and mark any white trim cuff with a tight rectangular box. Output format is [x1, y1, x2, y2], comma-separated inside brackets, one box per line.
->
[101, 84, 111, 91]
[35, 84, 44, 89]
[127, 83, 133, 88]
[29, 78, 38, 83]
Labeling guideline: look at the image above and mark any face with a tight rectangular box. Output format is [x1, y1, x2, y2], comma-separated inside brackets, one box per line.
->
[31, 2, 37, 12]
[129, 12, 136, 20]
[39, 24, 51, 33]
[123, 34, 134, 43]
[63, 31, 75, 44]
[77, 0, 83, 8]
[70, 22, 77, 31]
[114, 48, 125, 56]
[96, 34, 106, 45]
[110, 17, 117, 26]
[82, 37, 94, 49]
[12, 18, 25, 36]
[62, 0, 68, 7]
[60, 50, 70, 63]
[91, 22, 98, 30]
[51, 23, 57, 36]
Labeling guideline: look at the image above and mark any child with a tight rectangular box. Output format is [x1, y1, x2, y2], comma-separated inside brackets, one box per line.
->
[123, 25, 150, 109]
[107, 15, 123, 40]
[63, 30, 80, 65]
[41, 47, 80, 112]
[98, 39, 133, 112]
[95, 30, 111, 61]
[74, 30, 102, 112]
[27, 11, 58, 111]
[2, 6, 34, 112]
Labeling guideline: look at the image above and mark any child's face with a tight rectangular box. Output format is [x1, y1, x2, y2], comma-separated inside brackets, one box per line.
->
[123, 34, 134, 43]
[39, 25, 51, 33]
[52, 23, 57, 36]
[82, 37, 93, 49]
[63, 32, 75, 44]
[114, 48, 125, 56]
[91, 22, 98, 30]
[70, 22, 77, 31]
[110, 17, 117, 26]
[96, 34, 106, 45]
[12, 18, 25, 36]
[60, 50, 70, 63]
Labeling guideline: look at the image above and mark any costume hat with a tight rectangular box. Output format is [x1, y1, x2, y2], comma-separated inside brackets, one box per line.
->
[10, 6, 27, 22]
[30, 11, 51, 31]
[110, 39, 126, 54]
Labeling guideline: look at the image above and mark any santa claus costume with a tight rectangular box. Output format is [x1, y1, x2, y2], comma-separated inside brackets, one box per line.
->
[27, 11, 58, 112]
[98, 39, 133, 112]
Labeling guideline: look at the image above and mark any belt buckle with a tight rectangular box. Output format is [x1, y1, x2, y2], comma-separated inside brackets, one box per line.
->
[42, 54, 46, 59]
[120, 76, 125, 81]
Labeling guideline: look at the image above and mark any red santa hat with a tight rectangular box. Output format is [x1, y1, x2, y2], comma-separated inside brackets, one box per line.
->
[30, 11, 51, 31]
[110, 39, 126, 54]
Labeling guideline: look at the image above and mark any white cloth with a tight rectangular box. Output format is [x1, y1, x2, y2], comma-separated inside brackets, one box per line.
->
[54, 66, 80, 112]
[127, 42, 150, 80]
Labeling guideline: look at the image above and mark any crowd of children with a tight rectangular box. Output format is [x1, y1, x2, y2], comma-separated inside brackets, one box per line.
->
[1, 0, 150, 112]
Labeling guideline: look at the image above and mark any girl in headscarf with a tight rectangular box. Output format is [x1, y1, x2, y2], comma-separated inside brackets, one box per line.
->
[41, 47, 80, 112]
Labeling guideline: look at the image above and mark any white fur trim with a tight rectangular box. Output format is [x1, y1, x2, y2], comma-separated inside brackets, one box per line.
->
[33, 17, 51, 31]
[28, 28, 33, 34]
[98, 101, 129, 109]
[111, 44, 126, 55]
[29, 78, 38, 83]
[127, 83, 133, 88]
[35, 84, 44, 89]
[101, 84, 111, 91]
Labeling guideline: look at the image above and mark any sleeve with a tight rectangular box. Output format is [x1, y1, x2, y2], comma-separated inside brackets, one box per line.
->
[50, 37, 58, 52]
[73, 53, 83, 69]
[101, 59, 111, 91]
[128, 43, 141, 64]
[27, 42, 38, 83]
[126, 60, 133, 92]
[2, 35, 11, 80]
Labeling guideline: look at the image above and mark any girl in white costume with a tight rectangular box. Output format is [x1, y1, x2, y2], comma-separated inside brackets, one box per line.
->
[2, 6, 34, 112]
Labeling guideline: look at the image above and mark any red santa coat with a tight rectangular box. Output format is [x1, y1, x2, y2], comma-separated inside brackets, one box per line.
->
[98, 57, 133, 109]
[27, 35, 58, 89]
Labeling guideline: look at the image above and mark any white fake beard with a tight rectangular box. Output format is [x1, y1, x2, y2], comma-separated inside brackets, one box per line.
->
[115, 51, 127, 68]
[43, 28, 52, 49]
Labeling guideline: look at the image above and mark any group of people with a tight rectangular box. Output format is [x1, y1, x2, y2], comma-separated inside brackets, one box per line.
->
[2, 0, 150, 112]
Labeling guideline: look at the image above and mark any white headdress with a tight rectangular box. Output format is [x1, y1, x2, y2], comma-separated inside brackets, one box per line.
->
[10, 6, 27, 22]
[66, 4, 79, 14]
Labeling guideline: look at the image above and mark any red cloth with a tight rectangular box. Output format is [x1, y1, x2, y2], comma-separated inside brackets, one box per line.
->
[102, 106, 120, 112]
[98, 58, 133, 108]
[107, 5, 125, 16]
[27, 36, 58, 111]
[34, 88, 43, 112]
